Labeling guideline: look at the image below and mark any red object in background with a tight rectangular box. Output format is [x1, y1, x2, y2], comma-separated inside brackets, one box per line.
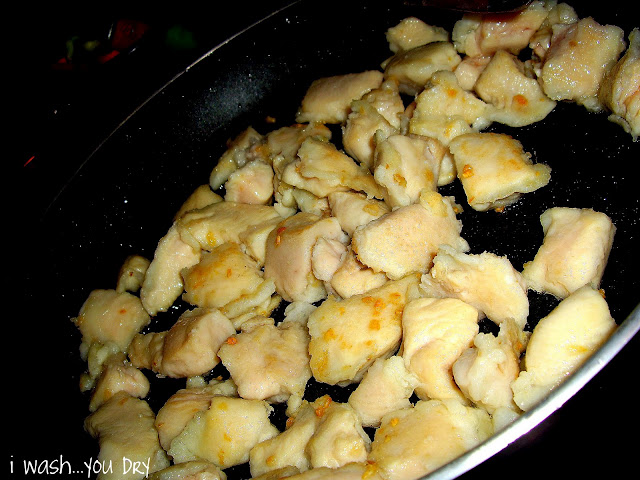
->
[110, 19, 150, 51]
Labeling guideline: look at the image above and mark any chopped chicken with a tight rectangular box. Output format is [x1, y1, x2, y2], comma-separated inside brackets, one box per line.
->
[168, 396, 279, 469]
[80, 343, 126, 392]
[116, 255, 150, 293]
[128, 307, 235, 378]
[474, 50, 557, 127]
[511, 286, 616, 411]
[351, 190, 469, 280]
[148, 461, 227, 480]
[361, 78, 406, 129]
[386, 16, 449, 54]
[72, 289, 151, 360]
[454, 54, 492, 91]
[383, 41, 462, 95]
[522, 207, 616, 299]
[348, 356, 419, 428]
[237, 216, 283, 266]
[89, 358, 150, 412]
[599, 28, 640, 140]
[539, 17, 626, 111]
[295, 71, 384, 124]
[528, 2, 579, 61]
[421, 245, 530, 329]
[311, 237, 348, 283]
[279, 462, 383, 480]
[329, 247, 389, 299]
[251, 466, 301, 480]
[453, 319, 528, 413]
[218, 320, 312, 403]
[401, 297, 479, 402]
[373, 133, 445, 208]
[209, 127, 265, 190]
[369, 399, 493, 480]
[452, 0, 553, 57]
[84, 392, 170, 480]
[139, 223, 201, 316]
[224, 160, 274, 205]
[327, 191, 390, 237]
[448, 132, 551, 211]
[173, 184, 224, 221]
[263, 212, 347, 303]
[307, 275, 419, 385]
[225, 293, 282, 331]
[291, 189, 331, 217]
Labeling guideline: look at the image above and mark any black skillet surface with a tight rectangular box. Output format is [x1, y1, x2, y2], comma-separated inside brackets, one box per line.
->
[15, 1, 639, 479]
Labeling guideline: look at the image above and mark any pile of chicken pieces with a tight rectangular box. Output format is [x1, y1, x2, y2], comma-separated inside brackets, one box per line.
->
[71, 2, 636, 479]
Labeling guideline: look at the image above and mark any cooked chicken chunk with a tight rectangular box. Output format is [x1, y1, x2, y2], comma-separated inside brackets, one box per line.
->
[218, 320, 311, 403]
[327, 191, 390, 237]
[209, 127, 265, 190]
[168, 396, 279, 469]
[116, 255, 150, 293]
[401, 297, 479, 402]
[173, 184, 223, 221]
[128, 307, 235, 378]
[84, 392, 170, 480]
[307, 275, 419, 385]
[361, 78, 406, 129]
[224, 160, 274, 205]
[279, 462, 383, 480]
[369, 399, 493, 480]
[348, 356, 419, 427]
[383, 41, 462, 95]
[311, 237, 348, 284]
[539, 17, 626, 111]
[80, 343, 126, 392]
[454, 54, 492, 91]
[522, 207, 616, 299]
[296, 71, 384, 124]
[511, 286, 616, 411]
[148, 461, 227, 480]
[386, 16, 449, 53]
[448, 132, 551, 211]
[421, 245, 529, 329]
[474, 50, 557, 127]
[351, 190, 469, 280]
[528, 2, 578, 61]
[72, 289, 151, 359]
[89, 359, 150, 412]
[237, 216, 283, 266]
[329, 247, 389, 299]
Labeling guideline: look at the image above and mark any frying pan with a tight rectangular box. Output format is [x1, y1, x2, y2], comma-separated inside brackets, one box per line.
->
[15, 0, 639, 478]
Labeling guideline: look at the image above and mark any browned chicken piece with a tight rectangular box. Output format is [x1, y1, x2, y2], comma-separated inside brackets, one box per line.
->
[116, 255, 150, 293]
[209, 126, 265, 190]
[89, 358, 150, 412]
[173, 184, 224, 221]
[327, 191, 390, 237]
[275, 462, 384, 480]
[329, 247, 389, 299]
[224, 160, 275, 205]
[386, 16, 449, 54]
[361, 78, 406, 129]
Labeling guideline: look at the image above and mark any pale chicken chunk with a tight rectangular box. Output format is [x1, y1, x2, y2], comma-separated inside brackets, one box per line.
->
[263, 212, 347, 303]
[474, 50, 557, 127]
[128, 308, 235, 378]
[386, 16, 449, 53]
[218, 320, 312, 403]
[72, 289, 151, 359]
[209, 127, 265, 190]
[89, 359, 150, 412]
[295, 71, 384, 124]
[348, 356, 419, 428]
[307, 275, 419, 385]
[454, 54, 492, 91]
[528, 2, 578, 61]
[327, 191, 390, 237]
[280, 462, 383, 480]
[223, 160, 274, 205]
[361, 78, 406, 129]
[237, 216, 283, 266]
[448, 132, 551, 211]
[512, 286, 616, 411]
[329, 247, 389, 299]
[383, 41, 462, 95]
[351, 190, 469, 280]
[173, 184, 223, 221]
[373, 133, 445, 208]
[80, 343, 126, 392]
[421, 245, 529, 329]
[116, 255, 150, 293]
[539, 17, 626, 111]
[168, 396, 279, 469]
[148, 461, 227, 480]
[84, 392, 170, 480]
[401, 297, 479, 402]
[522, 207, 616, 299]
[311, 237, 348, 284]
[140, 222, 201, 316]
[369, 399, 493, 480]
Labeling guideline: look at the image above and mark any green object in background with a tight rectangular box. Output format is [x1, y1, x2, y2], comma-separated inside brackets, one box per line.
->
[165, 24, 197, 51]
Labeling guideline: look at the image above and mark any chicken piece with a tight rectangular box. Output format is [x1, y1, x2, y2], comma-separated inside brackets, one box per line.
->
[281, 463, 384, 480]
[218, 320, 312, 403]
[140, 223, 201, 316]
[327, 191, 390, 237]
[282, 137, 384, 200]
[361, 78, 406, 129]
[329, 247, 389, 299]
[599, 28, 640, 140]
[539, 17, 626, 111]
[209, 127, 265, 190]
[116, 255, 150, 293]
[291, 188, 331, 217]
[223, 160, 274, 205]
[522, 207, 616, 299]
[453, 319, 528, 413]
[448, 132, 551, 211]
[173, 184, 224, 221]
[401, 297, 479, 402]
[237, 216, 283, 266]
[148, 461, 227, 480]
[251, 466, 301, 480]
[528, 2, 578, 61]
[452, 0, 553, 57]
[351, 190, 469, 280]
[474, 50, 557, 127]
[80, 343, 126, 392]
[311, 237, 348, 284]
[226, 293, 282, 331]
[307, 274, 419, 385]
[168, 396, 279, 469]
[512, 286, 616, 411]
[72, 289, 151, 360]
[128, 308, 235, 378]
[383, 41, 462, 96]
[369, 399, 493, 480]
[454, 55, 492, 91]
[348, 356, 419, 428]
[84, 392, 170, 480]
[341, 99, 399, 171]
[421, 245, 529, 329]
[386, 16, 449, 53]
[295, 71, 384, 124]
[89, 359, 150, 412]
[263, 212, 347, 303]
[373, 133, 446, 208]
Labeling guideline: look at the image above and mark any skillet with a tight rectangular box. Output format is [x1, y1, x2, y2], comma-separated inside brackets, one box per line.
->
[15, 0, 640, 478]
